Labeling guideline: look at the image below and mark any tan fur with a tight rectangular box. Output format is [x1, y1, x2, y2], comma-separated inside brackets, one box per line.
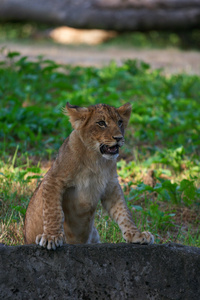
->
[24, 103, 154, 249]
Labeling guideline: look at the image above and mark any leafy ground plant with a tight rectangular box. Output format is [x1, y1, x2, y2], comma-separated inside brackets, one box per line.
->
[0, 50, 199, 247]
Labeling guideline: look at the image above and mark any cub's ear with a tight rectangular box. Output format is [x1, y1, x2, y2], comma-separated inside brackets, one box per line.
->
[63, 102, 89, 129]
[117, 102, 132, 128]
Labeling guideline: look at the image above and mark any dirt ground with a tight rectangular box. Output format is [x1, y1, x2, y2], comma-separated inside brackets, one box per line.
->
[1, 41, 200, 75]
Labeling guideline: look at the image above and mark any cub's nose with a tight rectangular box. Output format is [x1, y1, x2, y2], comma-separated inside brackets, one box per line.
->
[113, 136, 123, 142]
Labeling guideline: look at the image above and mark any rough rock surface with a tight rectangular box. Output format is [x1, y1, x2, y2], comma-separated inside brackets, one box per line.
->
[0, 243, 200, 299]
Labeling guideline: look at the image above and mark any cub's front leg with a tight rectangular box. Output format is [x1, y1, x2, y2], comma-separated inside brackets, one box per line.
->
[101, 181, 154, 245]
[36, 172, 66, 250]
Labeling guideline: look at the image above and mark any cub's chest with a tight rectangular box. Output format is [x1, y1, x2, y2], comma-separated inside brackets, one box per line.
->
[63, 167, 109, 212]
[74, 167, 109, 195]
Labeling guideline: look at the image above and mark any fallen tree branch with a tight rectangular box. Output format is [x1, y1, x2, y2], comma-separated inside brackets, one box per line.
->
[96, 0, 200, 9]
[0, 0, 200, 31]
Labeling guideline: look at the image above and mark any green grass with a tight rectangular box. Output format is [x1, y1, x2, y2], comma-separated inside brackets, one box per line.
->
[0, 51, 199, 247]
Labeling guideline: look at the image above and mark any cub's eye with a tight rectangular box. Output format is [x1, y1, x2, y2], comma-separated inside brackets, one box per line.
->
[118, 120, 123, 127]
[97, 121, 107, 127]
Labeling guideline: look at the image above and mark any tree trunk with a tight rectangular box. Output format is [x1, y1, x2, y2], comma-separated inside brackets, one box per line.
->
[0, 0, 200, 31]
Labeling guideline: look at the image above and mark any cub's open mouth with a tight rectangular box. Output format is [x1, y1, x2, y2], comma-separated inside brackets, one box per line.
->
[100, 144, 119, 155]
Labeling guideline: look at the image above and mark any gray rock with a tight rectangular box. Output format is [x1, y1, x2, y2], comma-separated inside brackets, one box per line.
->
[0, 243, 200, 300]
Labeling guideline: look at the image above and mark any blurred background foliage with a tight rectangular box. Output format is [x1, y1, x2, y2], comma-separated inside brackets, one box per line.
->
[0, 22, 200, 50]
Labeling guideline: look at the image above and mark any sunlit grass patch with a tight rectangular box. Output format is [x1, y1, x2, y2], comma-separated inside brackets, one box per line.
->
[0, 215, 24, 246]
[0, 155, 46, 245]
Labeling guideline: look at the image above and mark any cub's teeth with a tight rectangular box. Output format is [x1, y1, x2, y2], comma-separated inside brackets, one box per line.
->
[108, 146, 117, 153]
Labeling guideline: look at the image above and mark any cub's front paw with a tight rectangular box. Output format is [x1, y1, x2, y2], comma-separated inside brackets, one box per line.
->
[124, 230, 154, 245]
[36, 233, 66, 250]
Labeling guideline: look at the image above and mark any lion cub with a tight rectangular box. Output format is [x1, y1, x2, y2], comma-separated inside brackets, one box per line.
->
[24, 103, 154, 249]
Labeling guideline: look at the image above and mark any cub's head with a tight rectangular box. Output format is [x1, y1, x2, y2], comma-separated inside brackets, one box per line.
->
[64, 103, 132, 160]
